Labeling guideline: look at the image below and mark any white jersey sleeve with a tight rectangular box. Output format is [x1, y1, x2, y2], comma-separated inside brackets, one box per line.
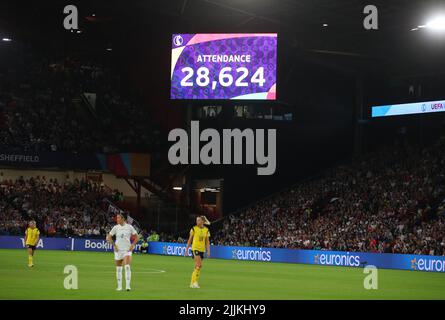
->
[109, 225, 117, 236]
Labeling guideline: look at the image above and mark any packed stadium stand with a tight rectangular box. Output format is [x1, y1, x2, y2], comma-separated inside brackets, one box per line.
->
[0, 45, 183, 239]
[1, 4, 444, 259]
[1, 43, 445, 256]
[0, 47, 161, 153]
[0, 176, 119, 238]
[213, 137, 445, 256]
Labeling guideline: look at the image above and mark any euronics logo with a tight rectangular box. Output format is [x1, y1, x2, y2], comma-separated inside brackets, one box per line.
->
[410, 257, 445, 272]
[162, 245, 191, 256]
[232, 249, 272, 262]
[314, 253, 361, 267]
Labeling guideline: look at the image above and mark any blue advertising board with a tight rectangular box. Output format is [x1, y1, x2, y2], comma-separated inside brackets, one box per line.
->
[0, 150, 104, 170]
[0, 235, 72, 250]
[149, 241, 445, 273]
[73, 238, 115, 252]
[1, 236, 444, 273]
[0, 236, 141, 253]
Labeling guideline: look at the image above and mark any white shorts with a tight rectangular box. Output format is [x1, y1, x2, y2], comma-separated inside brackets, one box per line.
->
[114, 250, 132, 261]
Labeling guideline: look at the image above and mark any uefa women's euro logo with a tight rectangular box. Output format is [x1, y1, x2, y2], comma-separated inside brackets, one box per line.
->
[173, 35, 183, 47]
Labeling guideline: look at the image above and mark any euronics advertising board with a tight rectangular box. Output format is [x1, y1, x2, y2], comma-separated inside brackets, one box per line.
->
[1, 236, 444, 273]
[150, 241, 445, 273]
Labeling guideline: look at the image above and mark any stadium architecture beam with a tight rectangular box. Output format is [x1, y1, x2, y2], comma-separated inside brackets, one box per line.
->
[124, 178, 142, 214]
[354, 75, 365, 156]
[199, 0, 288, 27]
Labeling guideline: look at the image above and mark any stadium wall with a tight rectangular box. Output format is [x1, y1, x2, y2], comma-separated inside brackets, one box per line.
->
[1, 236, 444, 273]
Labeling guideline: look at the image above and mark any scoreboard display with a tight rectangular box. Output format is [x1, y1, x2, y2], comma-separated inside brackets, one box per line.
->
[170, 33, 277, 100]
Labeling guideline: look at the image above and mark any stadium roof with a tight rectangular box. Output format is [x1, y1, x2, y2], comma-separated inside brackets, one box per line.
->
[1, 0, 444, 75]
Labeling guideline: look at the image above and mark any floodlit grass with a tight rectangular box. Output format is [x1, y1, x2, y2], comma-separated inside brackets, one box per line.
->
[0, 249, 444, 299]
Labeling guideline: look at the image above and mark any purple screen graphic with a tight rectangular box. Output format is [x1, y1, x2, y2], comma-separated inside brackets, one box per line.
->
[170, 33, 277, 100]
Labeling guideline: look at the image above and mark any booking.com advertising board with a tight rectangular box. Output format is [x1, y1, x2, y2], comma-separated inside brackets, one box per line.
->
[1, 236, 445, 273]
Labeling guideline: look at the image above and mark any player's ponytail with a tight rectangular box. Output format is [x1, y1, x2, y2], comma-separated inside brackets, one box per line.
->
[201, 216, 211, 225]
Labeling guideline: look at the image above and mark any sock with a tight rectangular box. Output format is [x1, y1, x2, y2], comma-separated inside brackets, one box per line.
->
[195, 268, 201, 283]
[116, 266, 123, 288]
[190, 269, 197, 285]
[125, 265, 131, 289]
[28, 256, 33, 265]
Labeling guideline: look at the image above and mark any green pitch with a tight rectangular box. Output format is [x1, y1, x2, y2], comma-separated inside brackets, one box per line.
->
[0, 249, 444, 300]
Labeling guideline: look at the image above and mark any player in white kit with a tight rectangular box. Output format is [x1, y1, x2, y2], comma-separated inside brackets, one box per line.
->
[106, 212, 139, 291]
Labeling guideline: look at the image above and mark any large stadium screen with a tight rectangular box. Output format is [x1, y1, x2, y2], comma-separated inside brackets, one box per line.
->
[170, 33, 277, 100]
[372, 99, 445, 118]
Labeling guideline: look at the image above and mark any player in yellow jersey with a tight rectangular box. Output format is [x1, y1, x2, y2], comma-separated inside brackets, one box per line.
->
[185, 216, 211, 289]
[24, 221, 40, 267]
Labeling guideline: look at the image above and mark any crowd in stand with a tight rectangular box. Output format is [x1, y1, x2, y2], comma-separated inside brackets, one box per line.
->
[213, 138, 445, 256]
[0, 177, 116, 238]
[0, 47, 160, 153]
[0, 47, 163, 240]
[2, 46, 445, 256]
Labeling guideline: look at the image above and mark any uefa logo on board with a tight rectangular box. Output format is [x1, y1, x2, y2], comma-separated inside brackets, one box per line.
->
[173, 35, 183, 47]
[421, 104, 427, 112]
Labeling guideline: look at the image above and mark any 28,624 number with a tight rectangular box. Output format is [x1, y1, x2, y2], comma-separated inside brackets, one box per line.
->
[180, 66, 265, 88]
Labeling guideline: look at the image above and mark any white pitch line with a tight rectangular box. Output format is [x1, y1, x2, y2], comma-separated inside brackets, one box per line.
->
[1, 267, 167, 274]
[12, 261, 167, 274]
[99, 269, 166, 274]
